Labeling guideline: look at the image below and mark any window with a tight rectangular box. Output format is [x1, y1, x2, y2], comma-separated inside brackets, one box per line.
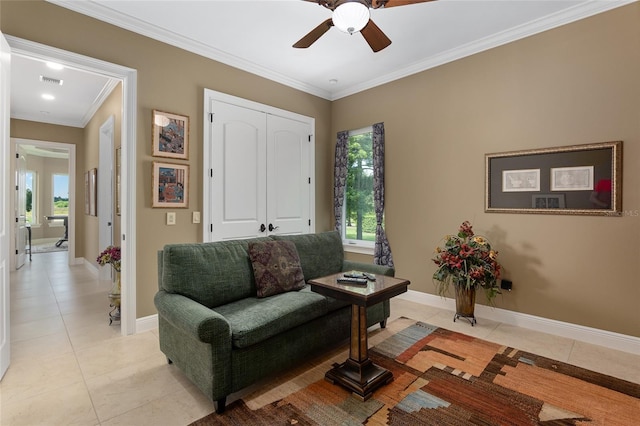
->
[342, 126, 375, 248]
[25, 171, 36, 224]
[52, 173, 69, 219]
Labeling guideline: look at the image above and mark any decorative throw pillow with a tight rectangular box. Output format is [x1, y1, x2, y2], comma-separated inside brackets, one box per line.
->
[248, 240, 306, 298]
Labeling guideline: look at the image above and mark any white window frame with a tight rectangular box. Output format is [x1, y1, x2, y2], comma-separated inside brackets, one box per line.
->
[51, 173, 69, 225]
[25, 170, 38, 226]
[341, 126, 375, 254]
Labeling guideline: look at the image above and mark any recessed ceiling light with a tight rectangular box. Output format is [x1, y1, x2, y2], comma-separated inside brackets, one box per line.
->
[329, 79, 338, 85]
[41, 94, 55, 101]
[46, 62, 64, 70]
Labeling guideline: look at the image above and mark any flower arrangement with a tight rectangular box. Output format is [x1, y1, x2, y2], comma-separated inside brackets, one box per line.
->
[432, 221, 501, 303]
[97, 245, 121, 272]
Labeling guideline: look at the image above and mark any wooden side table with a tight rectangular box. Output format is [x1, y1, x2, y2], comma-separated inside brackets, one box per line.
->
[309, 273, 410, 401]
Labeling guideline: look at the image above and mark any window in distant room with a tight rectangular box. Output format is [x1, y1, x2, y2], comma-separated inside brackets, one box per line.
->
[52, 173, 69, 220]
[25, 171, 36, 224]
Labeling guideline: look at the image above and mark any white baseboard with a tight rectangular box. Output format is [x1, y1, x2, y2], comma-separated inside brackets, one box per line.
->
[136, 314, 158, 333]
[397, 290, 640, 356]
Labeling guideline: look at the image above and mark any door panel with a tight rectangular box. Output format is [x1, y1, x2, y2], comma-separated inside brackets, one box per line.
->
[267, 115, 311, 236]
[1, 31, 12, 380]
[15, 148, 26, 269]
[211, 101, 266, 240]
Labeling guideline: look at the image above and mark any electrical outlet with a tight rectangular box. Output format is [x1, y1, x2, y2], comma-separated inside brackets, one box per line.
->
[193, 211, 201, 224]
[166, 212, 176, 225]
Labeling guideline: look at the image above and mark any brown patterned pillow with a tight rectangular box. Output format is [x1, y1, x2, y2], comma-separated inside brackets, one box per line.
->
[248, 240, 306, 298]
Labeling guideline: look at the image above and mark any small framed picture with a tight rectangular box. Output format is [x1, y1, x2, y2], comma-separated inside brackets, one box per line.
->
[532, 194, 566, 209]
[89, 168, 97, 216]
[84, 171, 90, 215]
[152, 161, 189, 208]
[502, 169, 540, 192]
[152, 110, 189, 159]
[550, 166, 593, 191]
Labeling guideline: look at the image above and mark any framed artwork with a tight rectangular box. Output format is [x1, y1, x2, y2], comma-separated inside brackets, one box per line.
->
[152, 110, 189, 159]
[84, 171, 90, 215]
[115, 147, 121, 216]
[532, 194, 566, 209]
[485, 140, 622, 216]
[550, 166, 594, 191]
[152, 161, 189, 208]
[89, 168, 97, 216]
[502, 169, 540, 192]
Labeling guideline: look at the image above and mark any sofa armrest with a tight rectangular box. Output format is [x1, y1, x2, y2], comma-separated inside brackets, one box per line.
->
[342, 260, 395, 277]
[154, 291, 231, 344]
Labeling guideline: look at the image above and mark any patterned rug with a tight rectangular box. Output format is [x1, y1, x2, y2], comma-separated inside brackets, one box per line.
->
[31, 238, 68, 254]
[190, 317, 640, 425]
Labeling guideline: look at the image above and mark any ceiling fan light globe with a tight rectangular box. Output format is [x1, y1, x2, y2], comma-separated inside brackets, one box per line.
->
[332, 2, 370, 35]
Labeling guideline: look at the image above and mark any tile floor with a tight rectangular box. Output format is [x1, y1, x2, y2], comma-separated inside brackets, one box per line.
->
[2, 251, 639, 425]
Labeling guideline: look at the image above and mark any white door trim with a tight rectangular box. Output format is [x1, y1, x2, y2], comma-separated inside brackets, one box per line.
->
[1, 31, 12, 381]
[98, 116, 115, 281]
[6, 36, 138, 336]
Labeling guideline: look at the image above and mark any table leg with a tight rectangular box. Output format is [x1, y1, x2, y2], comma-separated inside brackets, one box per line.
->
[325, 304, 393, 400]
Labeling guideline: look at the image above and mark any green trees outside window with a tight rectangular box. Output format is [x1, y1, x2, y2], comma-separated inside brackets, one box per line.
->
[345, 130, 375, 242]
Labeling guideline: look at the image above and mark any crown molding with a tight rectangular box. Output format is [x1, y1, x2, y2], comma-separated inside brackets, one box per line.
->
[331, 0, 638, 99]
[47, 0, 332, 100]
[48, 0, 636, 101]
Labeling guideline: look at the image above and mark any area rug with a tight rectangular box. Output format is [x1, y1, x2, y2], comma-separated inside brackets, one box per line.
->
[30, 238, 67, 254]
[190, 317, 640, 425]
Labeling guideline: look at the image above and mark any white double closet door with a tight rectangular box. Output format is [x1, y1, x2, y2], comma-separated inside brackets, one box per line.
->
[205, 90, 314, 241]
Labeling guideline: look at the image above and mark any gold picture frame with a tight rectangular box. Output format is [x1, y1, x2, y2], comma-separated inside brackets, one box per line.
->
[152, 161, 189, 208]
[486, 141, 622, 216]
[152, 109, 189, 159]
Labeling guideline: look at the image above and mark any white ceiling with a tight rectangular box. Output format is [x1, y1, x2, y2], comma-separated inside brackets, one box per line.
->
[11, 0, 635, 127]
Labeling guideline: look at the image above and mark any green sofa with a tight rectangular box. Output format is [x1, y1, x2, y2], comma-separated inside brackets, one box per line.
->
[154, 231, 394, 413]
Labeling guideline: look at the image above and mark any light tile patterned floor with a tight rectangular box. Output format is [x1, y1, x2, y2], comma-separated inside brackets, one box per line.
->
[1, 251, 638, 425]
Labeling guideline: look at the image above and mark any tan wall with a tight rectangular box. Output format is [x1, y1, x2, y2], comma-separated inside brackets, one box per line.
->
[82, 83, 122, 268]
[2, 0, 332, 318]
[5, 1, 638, 336]
[335, 4, 640, 337]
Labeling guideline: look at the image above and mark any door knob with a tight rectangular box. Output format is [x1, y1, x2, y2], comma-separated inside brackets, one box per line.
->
[268, 223, 279, 232]
[259, 223, 266, 232]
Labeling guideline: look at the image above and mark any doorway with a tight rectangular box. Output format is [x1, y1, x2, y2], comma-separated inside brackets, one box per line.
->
[5, 35, 138, 335]
[13, 140, 75, 264]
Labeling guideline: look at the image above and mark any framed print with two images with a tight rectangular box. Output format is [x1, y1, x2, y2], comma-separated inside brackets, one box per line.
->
[486, 141, 622, 216]
[152, 161, 189, 208]
[152, 110, 189, 159]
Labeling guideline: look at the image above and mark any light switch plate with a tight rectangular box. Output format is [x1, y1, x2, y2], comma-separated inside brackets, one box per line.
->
[166, 212, 176, 225]
[193, 211, 201, 224]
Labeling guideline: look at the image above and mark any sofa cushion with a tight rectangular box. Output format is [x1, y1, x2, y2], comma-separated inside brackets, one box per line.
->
[161, 238, 270, 308]
[213, 286, 328, 348]
[271, 231, 344, 281]
[249, 240, 305, 298]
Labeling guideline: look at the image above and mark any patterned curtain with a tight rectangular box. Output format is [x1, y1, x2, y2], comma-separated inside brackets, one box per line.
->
[373, 122, 394, 267]
[333, 131, 349, 235]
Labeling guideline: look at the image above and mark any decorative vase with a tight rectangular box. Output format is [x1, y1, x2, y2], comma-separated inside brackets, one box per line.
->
[453, 284, 477, 326]
[108, 270, 121, 325]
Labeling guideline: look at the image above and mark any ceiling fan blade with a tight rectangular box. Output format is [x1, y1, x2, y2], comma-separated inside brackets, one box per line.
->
[293, 18, 334, 48]
[372, 0, 437, 8]
[360, 19, 391, 52]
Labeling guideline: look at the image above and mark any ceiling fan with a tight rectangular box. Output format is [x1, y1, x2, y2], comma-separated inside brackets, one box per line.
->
[293, 0, 436, 52]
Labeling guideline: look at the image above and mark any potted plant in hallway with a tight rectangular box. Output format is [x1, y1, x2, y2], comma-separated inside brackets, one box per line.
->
[432, 221, 501, 325]
[97, 245, 121, 324]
